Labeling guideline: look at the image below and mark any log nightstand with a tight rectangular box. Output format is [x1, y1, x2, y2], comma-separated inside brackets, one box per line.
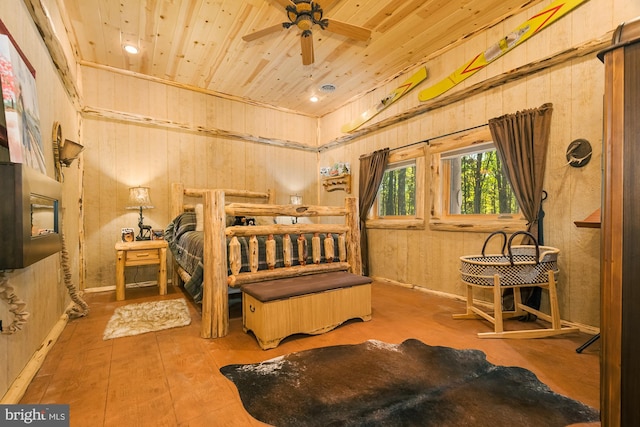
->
[115, 240, 168, 301]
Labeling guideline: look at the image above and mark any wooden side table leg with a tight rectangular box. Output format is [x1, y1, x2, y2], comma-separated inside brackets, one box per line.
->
[116, 250, 125, 301]
[158, 247, 167, 296]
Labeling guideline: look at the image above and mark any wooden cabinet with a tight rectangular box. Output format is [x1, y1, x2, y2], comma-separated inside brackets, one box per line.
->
[599, 17, 640, 427]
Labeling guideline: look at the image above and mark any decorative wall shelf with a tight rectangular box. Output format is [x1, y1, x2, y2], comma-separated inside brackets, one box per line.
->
[574, 208, 600, 228]
[322, 174, 351, 193]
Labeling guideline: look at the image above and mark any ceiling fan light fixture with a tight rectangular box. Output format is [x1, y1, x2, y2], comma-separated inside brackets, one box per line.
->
[243, 0, 371, 66]
[287, 0, 327, 33]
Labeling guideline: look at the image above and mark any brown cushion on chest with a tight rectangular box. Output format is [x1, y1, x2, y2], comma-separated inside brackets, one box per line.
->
[241, 271, 372, 302]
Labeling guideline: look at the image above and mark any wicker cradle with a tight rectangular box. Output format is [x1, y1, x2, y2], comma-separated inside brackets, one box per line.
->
[454, 231, 578, 339]
[460, 231, 559, 287]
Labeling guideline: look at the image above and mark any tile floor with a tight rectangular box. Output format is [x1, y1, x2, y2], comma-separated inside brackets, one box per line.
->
[20, 282, 600, 426]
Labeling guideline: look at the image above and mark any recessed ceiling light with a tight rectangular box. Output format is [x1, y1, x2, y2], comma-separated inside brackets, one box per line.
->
[310, 96, 319, 103]
[123, 44, 139, 54]
[319, 83, 336, 93]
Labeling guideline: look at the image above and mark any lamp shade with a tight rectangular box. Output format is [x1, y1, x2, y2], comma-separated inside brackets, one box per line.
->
[59, 139, 84, 166]
[290, 194, 303, 205]
[127, 187, 154, 209]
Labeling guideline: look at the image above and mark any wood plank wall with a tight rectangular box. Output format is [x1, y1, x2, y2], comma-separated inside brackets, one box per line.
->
[318, 0, 640, 329]
[81, 67, 320, 288]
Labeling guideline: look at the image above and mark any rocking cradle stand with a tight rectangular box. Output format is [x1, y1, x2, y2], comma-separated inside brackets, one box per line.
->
[454, 269, 579, 338]
[455, 231, 579, 339]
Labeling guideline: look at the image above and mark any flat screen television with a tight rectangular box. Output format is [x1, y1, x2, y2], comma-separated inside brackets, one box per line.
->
[0, 162, 62, 269]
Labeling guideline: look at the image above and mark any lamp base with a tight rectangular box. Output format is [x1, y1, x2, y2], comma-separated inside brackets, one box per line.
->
[136, 225, 152, 241]
[136, 207, 152, 240]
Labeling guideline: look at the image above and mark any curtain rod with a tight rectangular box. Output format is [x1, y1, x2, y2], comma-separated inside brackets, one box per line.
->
[358, 123, 488, 159]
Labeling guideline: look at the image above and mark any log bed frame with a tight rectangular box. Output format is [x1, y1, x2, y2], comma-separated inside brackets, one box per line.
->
[170, 183, 364, 339]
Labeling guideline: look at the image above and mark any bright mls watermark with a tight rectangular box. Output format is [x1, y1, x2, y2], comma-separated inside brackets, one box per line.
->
[1, 405, 69, 426]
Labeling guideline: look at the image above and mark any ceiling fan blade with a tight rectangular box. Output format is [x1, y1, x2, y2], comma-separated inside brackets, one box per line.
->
[301, 35, 314, 65]
[317, 0, 341, 12]
[242, 23, 284, 42]
[324, 19, 371, 42]
[268, 0, 296, 8]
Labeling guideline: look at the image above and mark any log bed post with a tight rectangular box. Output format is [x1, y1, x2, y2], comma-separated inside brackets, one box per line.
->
[170, 183, 185, 220]
[202, 190, 229, 338]
[345, 197, 363, 275]
[170, 183, 185, 288]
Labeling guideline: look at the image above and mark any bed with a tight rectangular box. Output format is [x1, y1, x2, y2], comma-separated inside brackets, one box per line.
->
[166, 183, 366, 340]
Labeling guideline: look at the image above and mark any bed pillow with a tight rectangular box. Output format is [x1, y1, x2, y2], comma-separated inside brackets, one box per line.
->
[193, 206, 274, 229]
[196, 204, 241, 228]
[255, 216, 276, 226]
[167, 212, 197, 241]
[195, 204, 204, 232]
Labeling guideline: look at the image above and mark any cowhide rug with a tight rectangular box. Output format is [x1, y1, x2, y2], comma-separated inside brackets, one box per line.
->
[103, 298, 191, 340]
[220, 339, 599, 427]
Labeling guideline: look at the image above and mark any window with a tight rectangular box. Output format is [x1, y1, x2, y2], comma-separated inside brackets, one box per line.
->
[367, 144, 426, 229]
[377, 160, 416, 217]
[429, 127, 525, 232]
[442, 143, 519, 215]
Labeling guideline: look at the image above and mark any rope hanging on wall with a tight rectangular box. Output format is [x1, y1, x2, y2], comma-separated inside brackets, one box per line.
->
[61, 232, 89, 318]
[53, 122, 89, 318]
[0, 272, 30, 334]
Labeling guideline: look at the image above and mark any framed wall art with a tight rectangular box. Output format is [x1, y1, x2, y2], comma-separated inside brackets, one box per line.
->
[0, 19, 45, 174]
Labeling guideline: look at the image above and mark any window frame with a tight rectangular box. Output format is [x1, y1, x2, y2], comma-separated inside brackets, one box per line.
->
[366, 144, 426, 230]
[428, 127, 527, 232]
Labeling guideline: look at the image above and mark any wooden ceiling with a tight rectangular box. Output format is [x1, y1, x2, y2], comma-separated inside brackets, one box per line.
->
[60, 0, 537, 117]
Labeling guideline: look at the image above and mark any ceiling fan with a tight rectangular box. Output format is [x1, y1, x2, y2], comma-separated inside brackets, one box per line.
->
[242, 0, 371, 65]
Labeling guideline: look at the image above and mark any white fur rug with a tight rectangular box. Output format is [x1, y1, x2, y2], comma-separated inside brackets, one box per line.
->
[103, 298, 192, 340]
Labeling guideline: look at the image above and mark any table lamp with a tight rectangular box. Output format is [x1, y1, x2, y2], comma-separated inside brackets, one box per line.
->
[127, 186, 154, 240]
[290, 194, 302, 224]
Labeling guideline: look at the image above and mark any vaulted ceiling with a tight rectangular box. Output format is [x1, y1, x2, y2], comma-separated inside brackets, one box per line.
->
[59, 0, 537, 117]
